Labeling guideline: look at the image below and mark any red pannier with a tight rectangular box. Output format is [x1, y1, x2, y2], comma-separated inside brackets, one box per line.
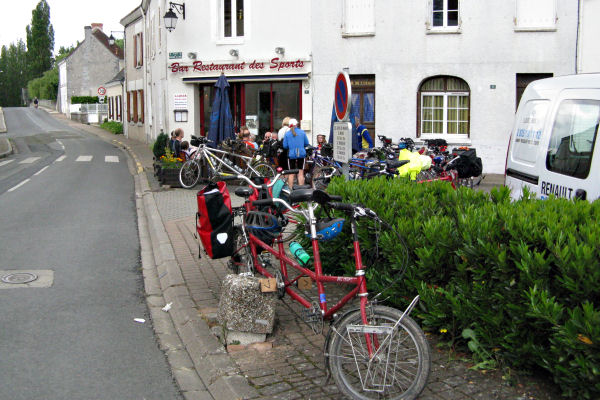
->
[196, 181, 233, 259]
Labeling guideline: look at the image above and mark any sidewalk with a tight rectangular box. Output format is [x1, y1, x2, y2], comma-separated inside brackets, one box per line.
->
[0, 107, 13, 158]
[41, 107, 559, 399]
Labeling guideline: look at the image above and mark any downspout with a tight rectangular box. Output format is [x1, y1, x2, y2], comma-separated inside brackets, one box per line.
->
[575, 0, 581, 74]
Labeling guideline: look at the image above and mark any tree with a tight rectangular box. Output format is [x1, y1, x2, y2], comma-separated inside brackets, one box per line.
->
[26, 0, 54, 80]
[0, 40, 28, 107]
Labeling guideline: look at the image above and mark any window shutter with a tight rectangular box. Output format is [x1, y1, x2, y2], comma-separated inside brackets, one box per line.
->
[426, 0, 433, 29]
[140, 34, 144, 66]
[516, 0, 556, 29]
[133, 35, 138, 67]
[343, 0, 375, 35]
[133, 91, 138, 123]
[127, 92, 131, 122]
[118, 95, 122, 121]
[139, 90, 144, 124]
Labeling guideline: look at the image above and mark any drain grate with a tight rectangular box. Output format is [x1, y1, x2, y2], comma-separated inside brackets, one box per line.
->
[1, 272, 38, 284]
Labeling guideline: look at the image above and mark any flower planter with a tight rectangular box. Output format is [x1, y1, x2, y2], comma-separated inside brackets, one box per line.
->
[160, 166, 183, 188]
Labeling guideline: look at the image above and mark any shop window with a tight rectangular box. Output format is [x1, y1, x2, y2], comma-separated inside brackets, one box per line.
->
[199, 81, 300, 139]
[350, 75, 375, 139]
[515, 0, 556, 31]
[546, 100, 599, 179]
[221, 0, 245, 39]
[418, 76, 470, 137]
[342, 0, 375, 37]
[427, 0, 460, 32]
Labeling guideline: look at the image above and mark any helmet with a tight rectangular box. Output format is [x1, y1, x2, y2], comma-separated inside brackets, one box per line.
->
[246, 211, 282, 244]
[308, 218, 345, 241]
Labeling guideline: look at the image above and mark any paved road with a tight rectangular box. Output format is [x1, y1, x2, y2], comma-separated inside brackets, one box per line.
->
[0, 107, 181, 399]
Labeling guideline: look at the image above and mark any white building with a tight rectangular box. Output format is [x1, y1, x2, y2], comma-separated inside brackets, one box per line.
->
[123, 0, 596, 173]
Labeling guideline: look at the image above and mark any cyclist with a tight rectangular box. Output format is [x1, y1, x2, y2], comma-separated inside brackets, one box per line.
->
[354, 118, 373, 151]
[283, 118, 309, 188]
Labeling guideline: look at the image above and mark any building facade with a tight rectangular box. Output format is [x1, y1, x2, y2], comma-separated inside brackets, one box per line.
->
[121, 8, 147, 142]
[57, 23, 124, 115]
[123, 0, 596, 173]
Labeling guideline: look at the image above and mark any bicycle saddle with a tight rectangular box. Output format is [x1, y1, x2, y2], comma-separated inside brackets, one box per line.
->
[289, 188, 314, 204]
[387, 159, 410, 168]
[234, 187, 254, 198]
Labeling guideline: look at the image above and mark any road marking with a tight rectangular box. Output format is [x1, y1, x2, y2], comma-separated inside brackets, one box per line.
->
[55, 155, 66, 162]
[0, 159, 14, 167]
[105, 155, 119, 163]
[19, 157, 41, 164]
[34, 166, 49, 176]
[8, 179, 30, 192]
[56, 140, 65, 150]
[76, 155, 93, 162]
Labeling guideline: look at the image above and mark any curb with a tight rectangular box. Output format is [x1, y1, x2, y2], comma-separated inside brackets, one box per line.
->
[131, 146, 258, 399]
[0, 107, 6, 133]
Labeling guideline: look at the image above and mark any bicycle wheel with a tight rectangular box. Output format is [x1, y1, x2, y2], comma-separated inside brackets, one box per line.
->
[179, 160, 200, 189]
[328, 305, 430, 400]
[312, 166, 340, 190]
[229, 227, 254, 275]
[249, 163, 275, 179]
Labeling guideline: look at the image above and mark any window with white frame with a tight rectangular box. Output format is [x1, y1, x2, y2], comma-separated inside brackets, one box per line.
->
[515, 0, 556, 31]
[221, 0, 245, 39]
[342, 0, 375, 36]
[428, 0, 460, 31]
[418, 76, 470, 137]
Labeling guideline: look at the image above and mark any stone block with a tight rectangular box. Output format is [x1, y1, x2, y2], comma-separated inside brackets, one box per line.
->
[217, 274, 276, 334]
[226, 330, 267, 345]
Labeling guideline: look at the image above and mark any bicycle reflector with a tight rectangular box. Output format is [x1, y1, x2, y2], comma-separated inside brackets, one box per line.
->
[246, 211, 282, 244]
[308, 218, 345, 241]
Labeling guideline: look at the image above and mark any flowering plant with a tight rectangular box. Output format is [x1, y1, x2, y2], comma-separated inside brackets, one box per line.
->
[160, 147, 184, 169]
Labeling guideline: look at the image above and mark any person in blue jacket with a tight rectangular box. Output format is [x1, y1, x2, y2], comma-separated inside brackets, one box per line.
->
[283, 118, 309, 188]
[355, 118, 374, 150]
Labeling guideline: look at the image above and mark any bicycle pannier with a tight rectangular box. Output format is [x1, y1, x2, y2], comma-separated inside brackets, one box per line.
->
[452, 148, 483, 178]
[196, 181, 233, 259]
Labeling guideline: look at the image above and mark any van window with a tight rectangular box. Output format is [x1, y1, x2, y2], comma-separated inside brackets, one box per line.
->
[546, 100, 599, 179]
[514, 100, 549, 164]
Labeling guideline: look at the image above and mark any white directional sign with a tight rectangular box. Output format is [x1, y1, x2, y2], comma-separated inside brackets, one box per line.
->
[333, 122, 352, 162]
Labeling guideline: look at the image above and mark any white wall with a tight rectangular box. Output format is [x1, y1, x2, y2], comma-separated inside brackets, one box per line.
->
[311, 0, 578, 173]
[579, 0, 600, 73]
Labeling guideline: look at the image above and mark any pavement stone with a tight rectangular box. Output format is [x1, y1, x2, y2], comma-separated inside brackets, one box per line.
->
[38, 108, 562, 400]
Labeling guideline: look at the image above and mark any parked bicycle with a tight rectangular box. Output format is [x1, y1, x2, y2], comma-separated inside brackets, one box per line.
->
[219, 174, 431, 399]
[178, 136, 274, 189]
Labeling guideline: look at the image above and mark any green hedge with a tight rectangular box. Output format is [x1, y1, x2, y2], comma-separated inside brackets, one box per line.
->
[71, 96, 99, 104]
[318, 177, 599, 399]
[100, 120, 123, 134]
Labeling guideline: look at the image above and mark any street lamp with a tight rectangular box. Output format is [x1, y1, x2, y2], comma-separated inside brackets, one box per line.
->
[108, 31, 124, 46]
[164, 2, 185, 32]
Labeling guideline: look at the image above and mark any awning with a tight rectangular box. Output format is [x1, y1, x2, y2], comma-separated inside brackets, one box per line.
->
[182, 73, 309, 84]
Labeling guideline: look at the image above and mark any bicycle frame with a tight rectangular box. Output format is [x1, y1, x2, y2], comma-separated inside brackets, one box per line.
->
[193, 144, 266, 177]
[238, 200, 369, 323]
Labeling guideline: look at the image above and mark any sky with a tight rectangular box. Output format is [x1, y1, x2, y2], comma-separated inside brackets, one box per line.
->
[0, 0, 141, 54]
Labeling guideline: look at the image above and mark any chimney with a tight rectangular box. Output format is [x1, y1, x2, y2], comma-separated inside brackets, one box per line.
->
[84, 25, 92, 40]
[91, 23, 104, 32]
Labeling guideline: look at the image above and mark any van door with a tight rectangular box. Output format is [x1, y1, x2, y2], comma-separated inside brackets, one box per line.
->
[539, 89, 600, 201]
[505, 98, 552, 200]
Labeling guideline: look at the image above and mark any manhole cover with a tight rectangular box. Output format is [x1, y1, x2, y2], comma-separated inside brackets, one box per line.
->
[1, 272, 38, 284]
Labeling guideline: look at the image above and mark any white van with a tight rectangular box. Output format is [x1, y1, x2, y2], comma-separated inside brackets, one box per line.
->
[505, 73, 600, 202]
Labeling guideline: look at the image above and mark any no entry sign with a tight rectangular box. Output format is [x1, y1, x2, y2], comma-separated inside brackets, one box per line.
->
[334, 71, 351, 121]
[97, 86, 106, 96]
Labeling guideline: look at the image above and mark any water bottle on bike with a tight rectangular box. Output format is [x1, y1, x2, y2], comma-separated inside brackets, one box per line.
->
[289, 241, 310, 265]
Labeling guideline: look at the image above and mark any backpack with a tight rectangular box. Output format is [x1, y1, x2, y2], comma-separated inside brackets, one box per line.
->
[452, 148, 483, 178]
